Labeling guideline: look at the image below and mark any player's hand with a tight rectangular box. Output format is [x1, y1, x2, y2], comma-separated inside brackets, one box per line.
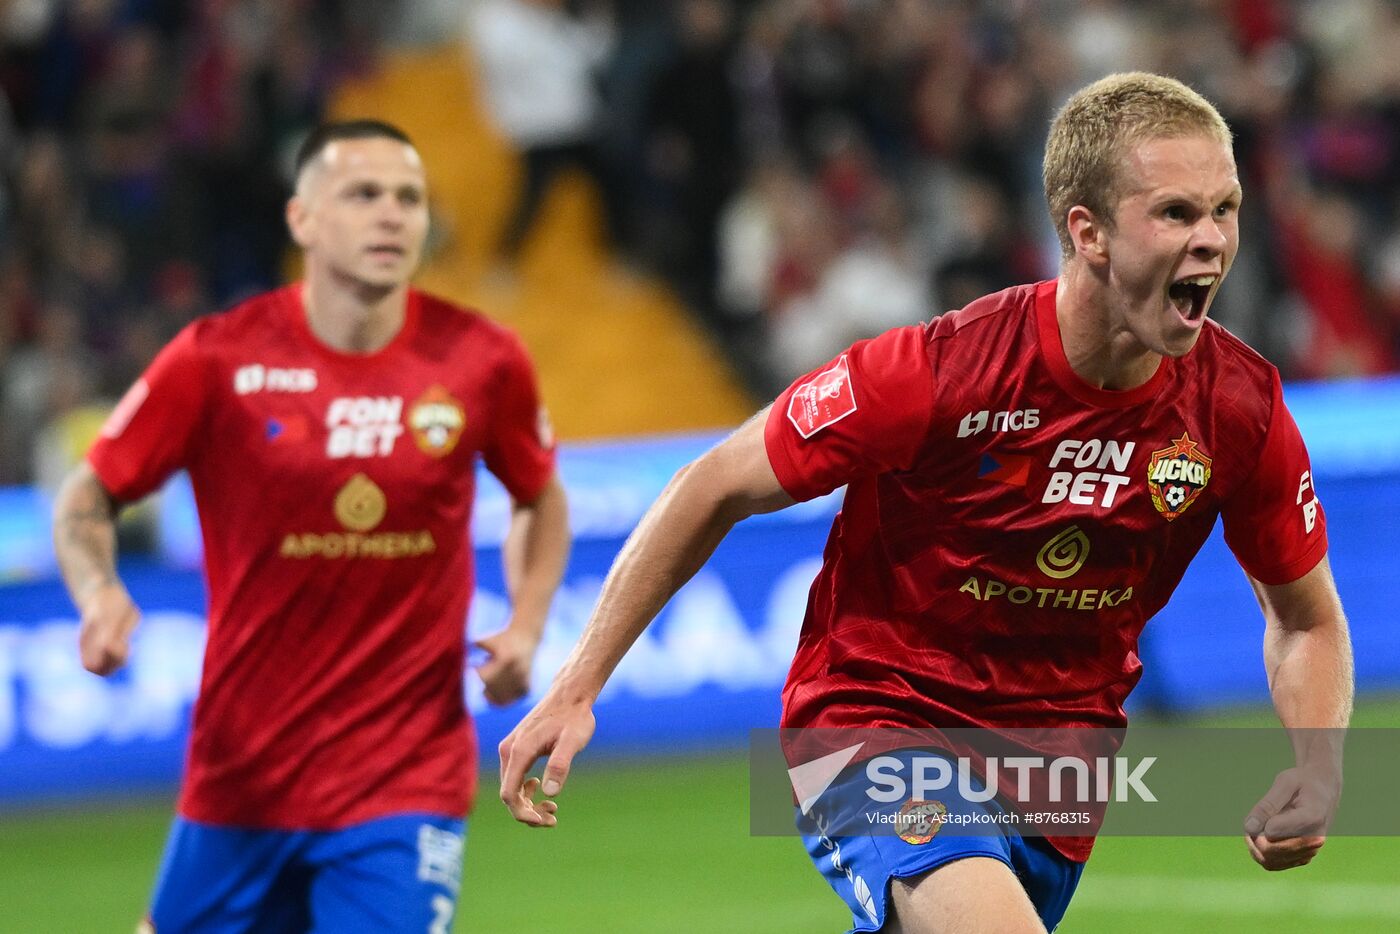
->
[498, 692, 596, 827]
[1243, 766, 1339, 871]
[77, 581, 141, 676]
[473, 625, 540, 706]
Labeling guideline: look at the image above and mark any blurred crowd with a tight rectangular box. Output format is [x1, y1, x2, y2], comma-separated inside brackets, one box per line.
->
[550, 0, 1400, 389]
[3, 0, 1400, 486]
[0, 0, 394, 485]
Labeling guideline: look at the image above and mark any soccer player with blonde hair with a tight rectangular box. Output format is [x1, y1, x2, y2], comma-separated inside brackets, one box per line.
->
[501, 73, 1351, 933]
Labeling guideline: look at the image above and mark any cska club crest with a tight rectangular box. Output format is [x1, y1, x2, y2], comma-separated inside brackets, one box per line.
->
[1147, 432, 1212, 521]
[409, 385, 466, 457]
[896, 799, 948, 845]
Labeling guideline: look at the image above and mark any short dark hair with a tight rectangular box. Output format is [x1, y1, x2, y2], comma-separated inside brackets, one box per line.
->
[293, 119, 415, 178]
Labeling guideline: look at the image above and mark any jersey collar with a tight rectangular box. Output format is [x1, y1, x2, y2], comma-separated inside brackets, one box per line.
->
[284, 283, 422, 363]
[1034, 279, 1171, 409]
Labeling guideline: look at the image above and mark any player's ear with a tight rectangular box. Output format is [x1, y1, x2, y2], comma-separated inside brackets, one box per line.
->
[1066, 205, 1109, 266]
[286, 195, 314, 249]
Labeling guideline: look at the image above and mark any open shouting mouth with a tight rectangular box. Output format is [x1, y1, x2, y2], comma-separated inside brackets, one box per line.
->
[1167, 273, 1217, 326]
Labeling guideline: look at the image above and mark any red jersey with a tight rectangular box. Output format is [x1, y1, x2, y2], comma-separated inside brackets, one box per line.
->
[89, 285, 554, 830]
[765, 281, 1327, 858]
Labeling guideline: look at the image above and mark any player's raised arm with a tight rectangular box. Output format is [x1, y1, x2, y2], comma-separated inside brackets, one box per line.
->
[475, 474, 571, 706]
[1242, 558, 1353, 871]
[52, 462, 141, 676]
[498, 410, 794, 826]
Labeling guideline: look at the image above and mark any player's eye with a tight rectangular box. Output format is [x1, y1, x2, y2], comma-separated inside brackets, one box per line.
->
[399, 189, 423, 206]
[1163, 204, 1189, 222]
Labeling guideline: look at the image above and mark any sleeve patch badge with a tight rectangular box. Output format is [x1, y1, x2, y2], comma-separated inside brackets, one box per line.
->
[100, 378, 150, 439]
[787, 354, 858, 439]
[536, 405, 555, 449]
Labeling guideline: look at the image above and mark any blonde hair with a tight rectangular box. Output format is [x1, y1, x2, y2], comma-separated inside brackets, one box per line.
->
[1043, 72, 1232, 257]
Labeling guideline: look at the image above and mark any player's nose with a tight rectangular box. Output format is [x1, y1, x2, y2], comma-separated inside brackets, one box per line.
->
[1188, 214, 1228, 259]
[375, 195, 407, 229]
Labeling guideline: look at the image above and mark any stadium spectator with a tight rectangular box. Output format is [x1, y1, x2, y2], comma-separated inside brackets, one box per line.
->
[499, 72, 1353, 932]
[930, 174, 1039, 313]
[639, 0, 741, 314]
[8, 131, 80, 288]
[1, 297, 97, 481]
[468, 0, 625, 270]
[767, 178, 928, 384]
[51, 120, 570, 931]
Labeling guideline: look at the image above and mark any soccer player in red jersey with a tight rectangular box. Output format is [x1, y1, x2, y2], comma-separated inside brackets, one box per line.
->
[51, 120, 570, 932]
[498, 74, 1354, 932]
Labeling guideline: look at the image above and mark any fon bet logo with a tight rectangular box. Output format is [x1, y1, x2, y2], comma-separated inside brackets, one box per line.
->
[1042, 439, 1135, 508]
[1147, 432, 1213, 521]
[326, 396, 405, 458]
[1297, 471, 1320, 534]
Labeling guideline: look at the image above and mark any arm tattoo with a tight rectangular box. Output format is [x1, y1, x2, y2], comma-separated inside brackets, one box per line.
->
[53, 471, 122, 604]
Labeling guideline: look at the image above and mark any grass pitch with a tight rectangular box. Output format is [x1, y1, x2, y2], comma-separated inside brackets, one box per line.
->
[2, 700, 1397, 933]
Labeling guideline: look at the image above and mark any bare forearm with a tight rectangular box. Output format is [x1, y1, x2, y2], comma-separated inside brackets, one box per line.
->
[1258, 560, 1353, 777]
[497, 413, 792, 824]
[543, 411, 791, 705]
[1266, 623, 1353, 732]
[52, 464, 123, 608]
[1238, 562, 1353, 860]
[503, 476, 571, 640]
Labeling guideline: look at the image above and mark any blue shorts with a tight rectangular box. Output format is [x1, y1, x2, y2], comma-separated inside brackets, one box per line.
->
[148, 813, 466, 933]
[798, 750, 1084, 933]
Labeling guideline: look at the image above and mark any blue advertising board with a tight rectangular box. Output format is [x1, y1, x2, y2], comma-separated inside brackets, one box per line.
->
[1, 378, 1397, 804]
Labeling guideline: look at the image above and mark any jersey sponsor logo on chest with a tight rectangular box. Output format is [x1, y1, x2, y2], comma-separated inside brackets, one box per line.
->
[958, 526, 1135, 612]
[327, 396, 405, 457]
[957, 408, 1040, 438]
[1043, 439, 1136, 508]
[321, 387, 469, 459]
[977, 428, 1217, 519]
[279, 472, 438, 560]
[234, 364, 318, 394]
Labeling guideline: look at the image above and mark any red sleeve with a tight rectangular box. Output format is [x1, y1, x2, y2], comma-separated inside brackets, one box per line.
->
[87, 323, 210, 502]
[483, 333, 556, 502]
[763, 324, 935, 502]
[1221, 375, 1329, 585]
